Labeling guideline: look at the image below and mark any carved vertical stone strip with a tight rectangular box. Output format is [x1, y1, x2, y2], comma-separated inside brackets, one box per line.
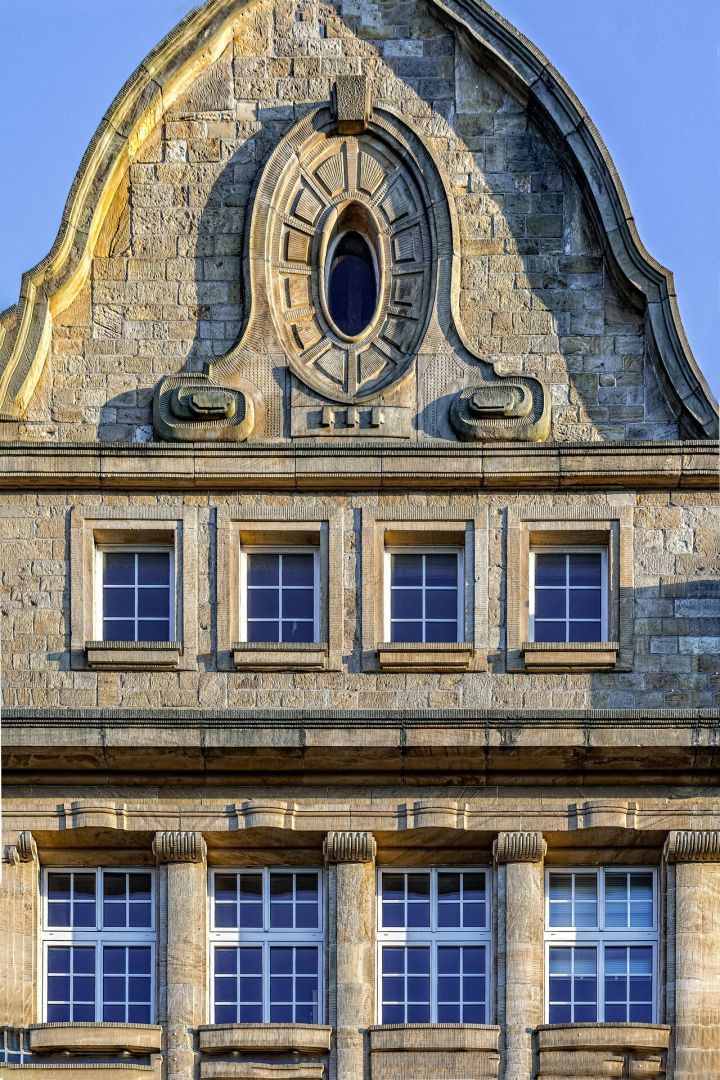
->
[494, 832, 546, 1080]
[664, 831, 720, 1079]
[325, 832, 376, 1080]
[155, 831, 207, 1080]
[0, 833, 38, 1026]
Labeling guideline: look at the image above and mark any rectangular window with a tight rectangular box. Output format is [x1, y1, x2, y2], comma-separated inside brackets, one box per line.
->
[385, 551, 463, 644]
[98, 549, 173, 642]
[209, 869, 324, 1024]
[545, 868, 657, 1024]
[42, 869, 156, 1024]
[377, 869, 490, 1024]
[241, 551, 319, 644]
[530, 548, 607, 643]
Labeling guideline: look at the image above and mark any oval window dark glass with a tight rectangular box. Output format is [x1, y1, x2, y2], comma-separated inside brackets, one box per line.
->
[327, 231, 377, 337]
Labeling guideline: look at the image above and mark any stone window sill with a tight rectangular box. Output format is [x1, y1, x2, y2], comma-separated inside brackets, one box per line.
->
[198, 1023, 332, 1055]
[377, 642, 474, 672]
[537, 1023, 670, 1077]
[522, 641, 619, 672]
[232, 642, 329, 671]
[2, 1069, 154, 1078]
[85, 641, 182, 670]
[369, 1024, 501, 1052]
[28, 1021, 162, 1054]
[369, 1024, 500, 1078]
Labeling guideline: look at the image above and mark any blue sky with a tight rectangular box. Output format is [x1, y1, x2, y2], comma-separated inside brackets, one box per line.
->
[0, 0, 717, 397]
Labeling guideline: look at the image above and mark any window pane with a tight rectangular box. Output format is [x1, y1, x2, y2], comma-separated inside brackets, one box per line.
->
[247, 620, 280, 643]
[137, 552, 170, 586]
[137, 588, 170, 619]
[391, 554, 423, 587]
[282, 619, 315, 643]
[534, 620, 566, 643]
[282, 554, 314, 586]
[569, 589, 601, 620]
[248, 589, 279, 619]
[137, 619, 171, 642]
[103, 588, 135, 618]
[425, 590, 457, 620]
[390, 620, 423, 643]
[283, 589, 314, 619]
[103, 619, 135, 641]
[534, 553, 566, 587]
[381, 946, 430, 1025]
[247, 554, 279, 586]
[47, 947, 96, 1022]
[425, 620, 457, 643]
[391, 589, 423, 620]
[569, 553, 601, 586]
[103, 552, 135, 585]
[569, 620, 602, 642]
[535, 589, 566, 619]
[424, 553, 458, 587]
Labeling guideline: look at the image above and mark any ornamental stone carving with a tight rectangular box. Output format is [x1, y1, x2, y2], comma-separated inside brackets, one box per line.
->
[494, 831, 547, 863]
[153, 77, 550, 443]
[152, 830, 207, 864]
[664, 830, 720, 863]
[4, 830, 37, 866]
[324, 831, 377, 864]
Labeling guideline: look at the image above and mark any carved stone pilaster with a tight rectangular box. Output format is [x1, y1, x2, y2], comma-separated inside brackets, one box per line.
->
[494, 830, 547, 863]
[664, 830, 720, 863]
[324, 830, 376, 864]
[152, 830, 206, 863]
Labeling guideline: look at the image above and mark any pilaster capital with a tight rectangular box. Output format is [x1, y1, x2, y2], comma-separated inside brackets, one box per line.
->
[153, 830, 207, 864]
[323, 831, 376, 865]
[664, 830, 720, 864]
[494, 831, 547, 864]
[4, 830, 38, 866]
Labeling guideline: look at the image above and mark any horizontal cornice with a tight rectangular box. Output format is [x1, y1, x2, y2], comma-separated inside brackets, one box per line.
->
[0, 440, 716, 491]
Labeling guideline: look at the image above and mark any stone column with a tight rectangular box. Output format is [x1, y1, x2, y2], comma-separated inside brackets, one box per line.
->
[665, 830, 720, 1079]
[0, 832, 38, 1025]
[494, 831, 546, 1080]
[153, 831, 207, 1080]
[324, 831, 376, 1080]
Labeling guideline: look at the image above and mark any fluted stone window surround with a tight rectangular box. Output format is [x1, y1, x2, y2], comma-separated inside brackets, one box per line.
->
[216, 504, 343, 672]
[361, 504, 487, 672]
[506, 504, 633, 672]
[70, 506, 198, 671]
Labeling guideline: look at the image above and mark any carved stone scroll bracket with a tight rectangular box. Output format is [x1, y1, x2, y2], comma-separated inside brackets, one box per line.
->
[324, 830, 377, 865]
[4, 830, 38, 866]
[332, 74, 373, 134]
[153, 372, 264, 442]
[664, 830, 720, 864]
[152, 830, 207, 864]
[493, 830, 547, 864]
[449, 379, 549, 443]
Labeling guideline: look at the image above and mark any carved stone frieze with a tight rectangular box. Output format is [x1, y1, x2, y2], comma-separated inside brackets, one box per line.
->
[152, 830, 207, 864]
[324, 830, 377, 864]
[494, 830, 547, 863]
[664, 830, 720, 863]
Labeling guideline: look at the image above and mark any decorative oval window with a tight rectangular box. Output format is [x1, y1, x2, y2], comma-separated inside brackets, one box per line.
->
[327, 231, 377, 337]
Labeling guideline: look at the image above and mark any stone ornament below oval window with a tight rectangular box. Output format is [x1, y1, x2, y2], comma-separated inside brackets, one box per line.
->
[153, 75, 550, 443]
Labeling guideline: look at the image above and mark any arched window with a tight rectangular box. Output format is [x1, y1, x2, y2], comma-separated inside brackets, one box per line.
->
[327, 230, 377, 337]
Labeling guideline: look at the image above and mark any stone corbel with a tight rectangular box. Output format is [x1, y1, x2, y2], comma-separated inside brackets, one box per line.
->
[664, 830, 720, 863]
[152, 830, 207, 864]
[493, 830, 547, 863]
[324, 830, 376, 864]
[153, 372, 264, 442]
[331, 74, 373, 134]
[4, 829, 37, 866]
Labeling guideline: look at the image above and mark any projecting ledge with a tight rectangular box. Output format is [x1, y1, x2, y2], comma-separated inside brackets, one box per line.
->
[537, 1024, 670, 1079]
[2, 1068, 154, 1078]
[377, 642, 474, 672]
[522, 641, 619, 672]
[232, 642, 329, 672]
[28, 1022, 162, 1054]
[369, 1024, 501, 1078]
[198, 1024, 332, 1055]
[85, 640, 182, 671]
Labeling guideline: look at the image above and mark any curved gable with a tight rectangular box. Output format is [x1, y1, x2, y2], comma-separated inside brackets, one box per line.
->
[0, 0, 716, 439]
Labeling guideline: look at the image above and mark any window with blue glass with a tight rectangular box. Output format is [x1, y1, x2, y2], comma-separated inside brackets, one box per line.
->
[377, 869, 490, 1024]
[530, 548, 607, 643]
[242, 551, 319, 644]
[42, 869, 155, 1023]
[99, 548, 173, 642]
[210, 869, 323, 1024]
[545, 868, 657, 1024]
[385, 550, 463, 644]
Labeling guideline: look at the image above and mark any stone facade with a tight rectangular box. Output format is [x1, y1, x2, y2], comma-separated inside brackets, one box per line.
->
[0, 0, 719, 1078]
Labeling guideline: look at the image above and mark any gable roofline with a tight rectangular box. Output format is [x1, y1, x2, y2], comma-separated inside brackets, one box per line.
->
[0, 0, 716, 436]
